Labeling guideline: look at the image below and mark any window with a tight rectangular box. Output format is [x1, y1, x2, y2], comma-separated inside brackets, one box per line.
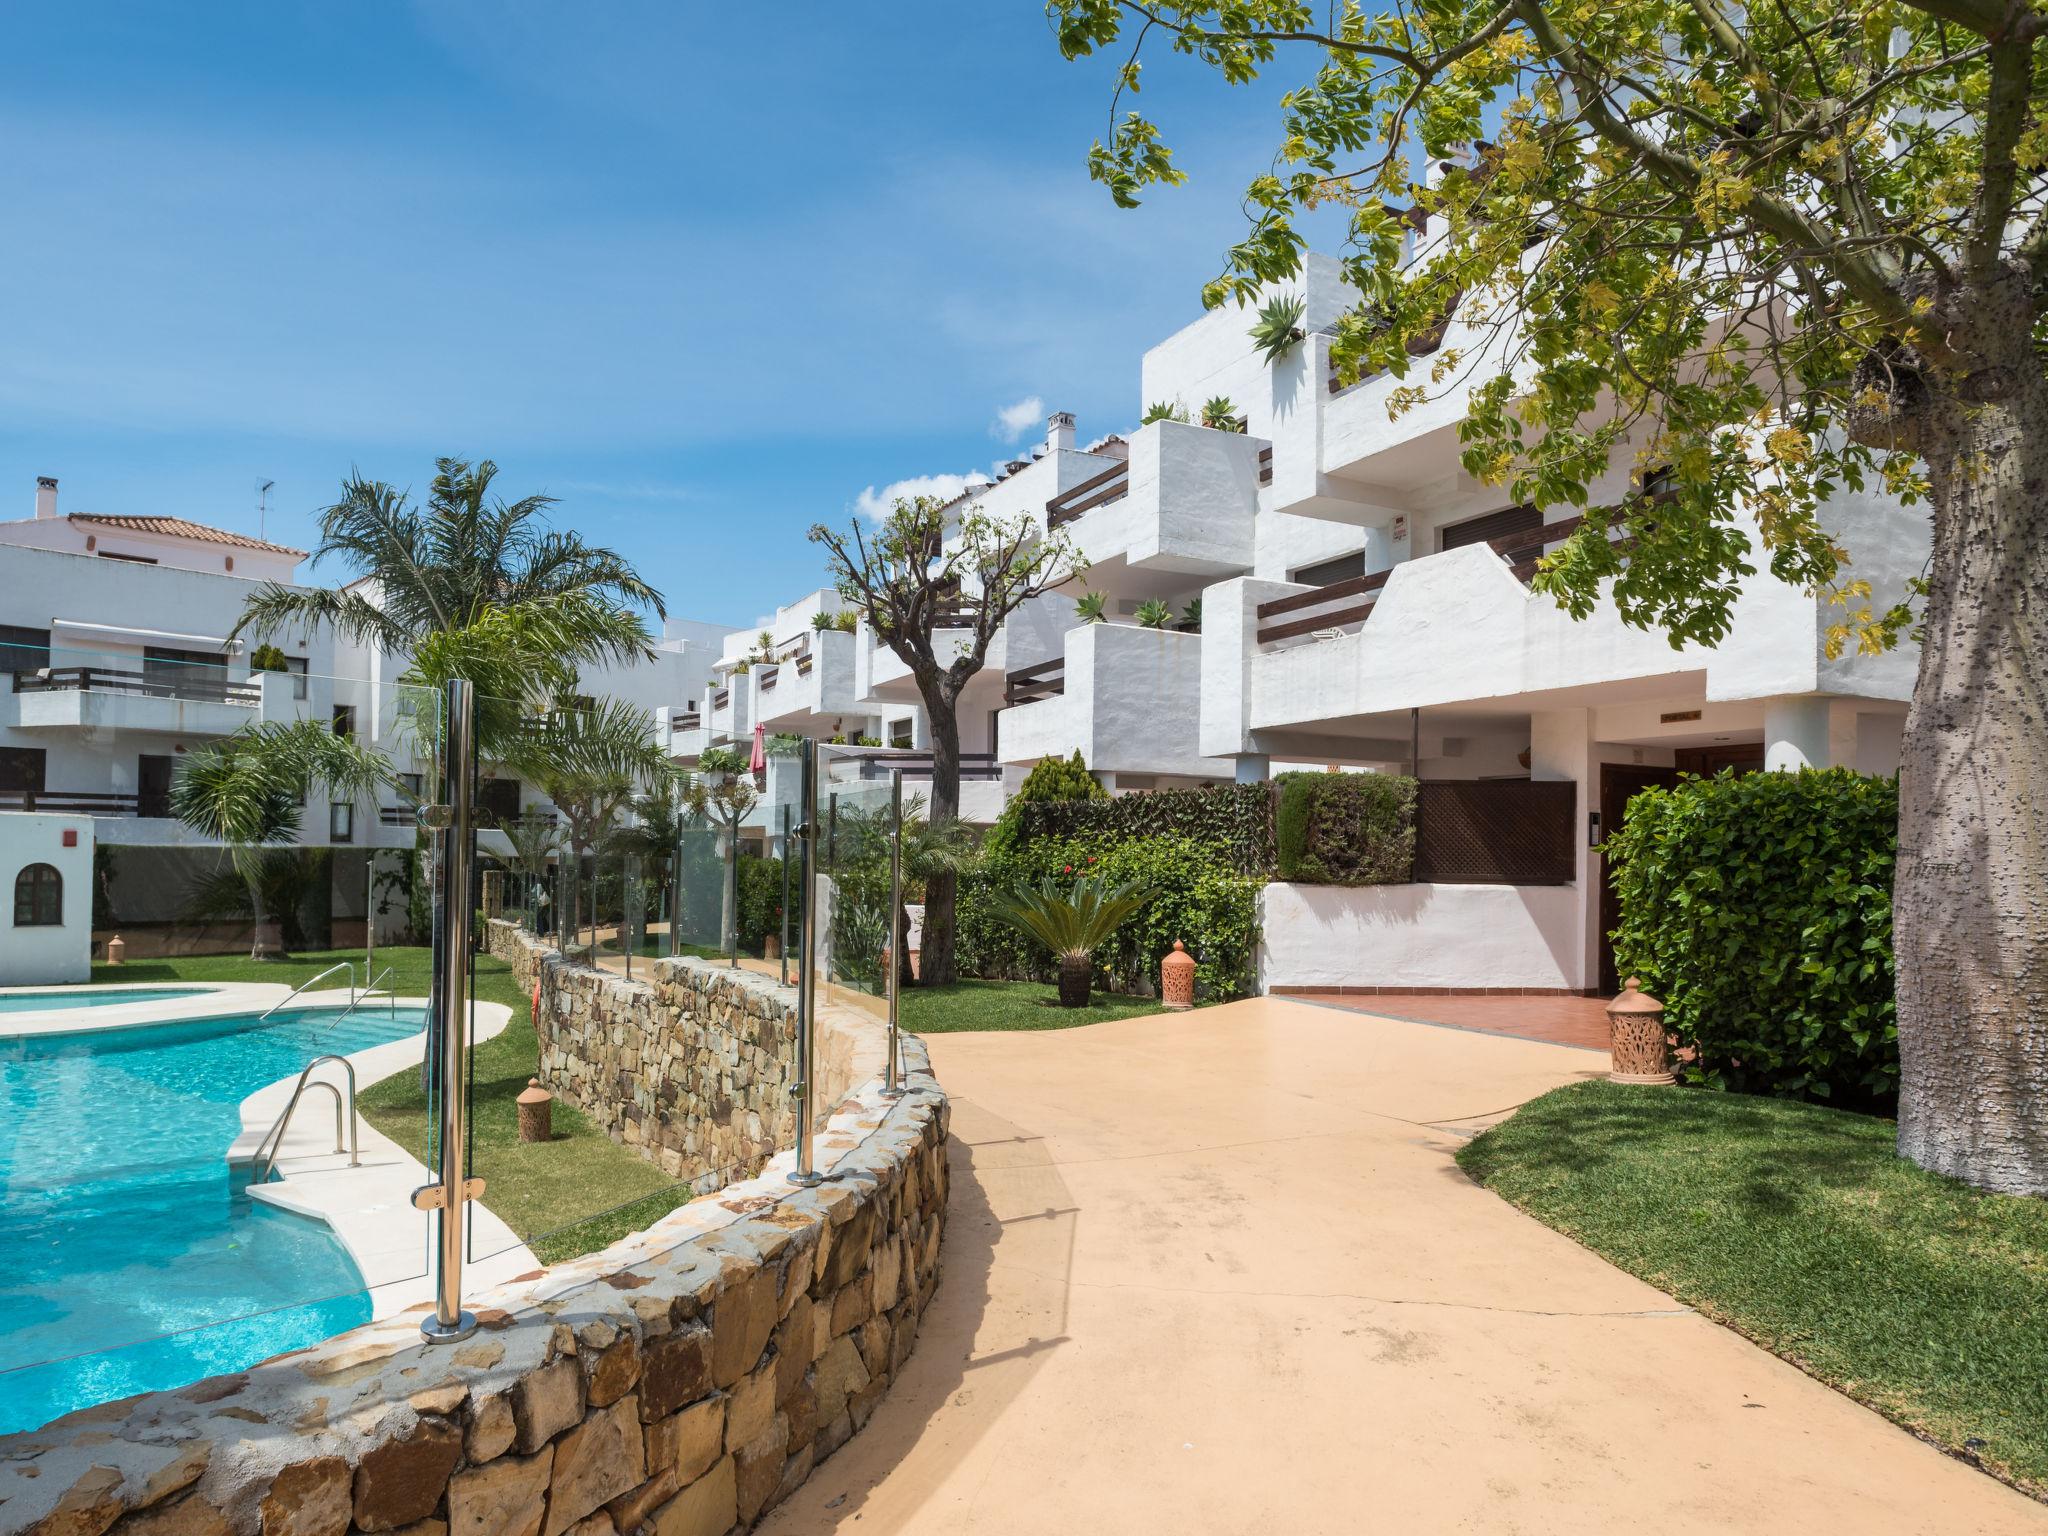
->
[399, 772, 424, 800]
[889, 719, 914, 749]
[331, 704, 356, 738]
[0, 625, 50, 674]
[477, 778, 522, 829]
[281, 655, 308, 700]
[1289, 550, 1366, 587]
[0, 747, 47, 795]
[13, 863, 62, 926]
[1438, 504, 1542, 553]
[329, 802, 355, 843]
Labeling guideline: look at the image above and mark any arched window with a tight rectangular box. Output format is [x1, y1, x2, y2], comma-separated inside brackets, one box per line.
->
[13, 863, 62, 926]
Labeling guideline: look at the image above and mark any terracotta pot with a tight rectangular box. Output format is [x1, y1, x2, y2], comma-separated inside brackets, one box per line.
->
[1057, 953, 1092, 1008]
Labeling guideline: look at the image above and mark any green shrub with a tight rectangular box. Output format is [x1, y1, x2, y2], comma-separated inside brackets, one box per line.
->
[736, 853, 789, 952]
[1606, 768, 1898, 1106]
[958, 832, 1260, 1000]
[248, 643, 290, 674]
[1273, 772, 1414, 884]
[1012, 750, 1108, 806]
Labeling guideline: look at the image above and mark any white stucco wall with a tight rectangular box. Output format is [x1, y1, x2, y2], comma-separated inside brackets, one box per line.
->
[1001, 621, 1232, 779]
[0, 812, 95, 984]
[1257, 880, 1583, 992]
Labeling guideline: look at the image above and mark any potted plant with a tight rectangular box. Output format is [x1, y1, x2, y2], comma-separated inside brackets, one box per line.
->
[1179, 597, 1203, 632]
[994, 874, 1147, 1007]
[1075, 591, 1107, 624]
[1140, 399, 1190, 425]
[811, 611, 836, 632]
[1199, 396, 1244, 432]
[1134, 599, 1174, 629]
[834, 611, 859, 633]
[1249, 293, 1306, 363]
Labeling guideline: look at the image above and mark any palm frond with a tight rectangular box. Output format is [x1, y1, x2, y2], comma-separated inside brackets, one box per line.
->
[992, 875, 1146, 960]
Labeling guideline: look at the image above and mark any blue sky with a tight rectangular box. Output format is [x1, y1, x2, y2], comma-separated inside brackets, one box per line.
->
[0, 2, 1325, 628]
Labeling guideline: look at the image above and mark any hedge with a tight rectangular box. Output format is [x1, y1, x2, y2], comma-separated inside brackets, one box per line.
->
[1606, 767, 1898, 1106]
[1011, 782, 1274, 877]
[1273, 772, 1414, 884]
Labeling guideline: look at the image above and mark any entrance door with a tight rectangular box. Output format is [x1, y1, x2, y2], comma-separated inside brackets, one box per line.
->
[138, 754, 175, 818]
[1598, 763, 1681, 994]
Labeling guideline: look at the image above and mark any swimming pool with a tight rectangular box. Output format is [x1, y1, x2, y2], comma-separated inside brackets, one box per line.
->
[0, 986, 219, 1014]
[0, 1005, 429, 1433]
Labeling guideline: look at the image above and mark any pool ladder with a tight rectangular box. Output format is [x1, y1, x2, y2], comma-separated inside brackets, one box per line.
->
[251, 1054, 361, 1183]
[315, 965, 397, 1037]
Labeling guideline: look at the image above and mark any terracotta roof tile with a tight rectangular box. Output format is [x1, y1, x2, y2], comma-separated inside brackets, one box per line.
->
[67, 514, 307, 558]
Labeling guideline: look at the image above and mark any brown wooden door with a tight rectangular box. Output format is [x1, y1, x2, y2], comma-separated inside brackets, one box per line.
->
[1598, 764, 1681, 994]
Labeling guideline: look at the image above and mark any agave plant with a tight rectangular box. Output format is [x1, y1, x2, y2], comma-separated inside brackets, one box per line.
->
[1180, 596, 1203, 632]
[811, 610, 836, 631]
[1075, 590, 1107, 624]
[1199, 395, 1242, 431]
[994, 875, 1147, 1007]
[1139, 399, 1189, 426]
[1248, 294, 1306, 364]
[1134, 598, 1174, 629]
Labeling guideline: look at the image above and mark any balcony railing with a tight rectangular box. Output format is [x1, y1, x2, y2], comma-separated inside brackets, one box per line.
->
[1257, 446, 1273, 487]
[838, 750, 1001, 784]
[757, 665, 780, 690]
[1045, 461, 1129, 528]
[1256, 508, 1638, 646]
[0, 790, 144, 816]
[711, 687, 730, 710]
[12, 666, 261, 706]
[795, 655, 814, 676]
[1004, 656, 1066, 706]
[671, 710, 701, 731]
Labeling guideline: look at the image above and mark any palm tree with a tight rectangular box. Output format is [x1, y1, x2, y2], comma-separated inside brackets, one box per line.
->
[507, 698, 675, 956]
[229, 459, 664, 695]
[172, 721, 400, 958]
[498, 812, 563, 931]
[994, 875, 1147, 1007]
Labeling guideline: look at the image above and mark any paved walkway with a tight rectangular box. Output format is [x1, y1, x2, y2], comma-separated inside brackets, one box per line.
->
[762, 999, 2047, 1535]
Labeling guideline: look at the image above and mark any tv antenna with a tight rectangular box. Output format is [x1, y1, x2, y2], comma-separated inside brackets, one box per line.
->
[257, 479, 275, 541]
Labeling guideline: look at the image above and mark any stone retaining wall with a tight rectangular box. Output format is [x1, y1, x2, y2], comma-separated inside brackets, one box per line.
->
[487, 924, 804, 1187]
[0, 939, 946, 1536]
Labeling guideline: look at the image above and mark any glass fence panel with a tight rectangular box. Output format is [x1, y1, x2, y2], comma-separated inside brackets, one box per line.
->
[0, 652, 440, 1436]
[806, 749, 896, 1133]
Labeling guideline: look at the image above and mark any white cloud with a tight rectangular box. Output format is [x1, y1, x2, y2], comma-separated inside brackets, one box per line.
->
[990, 395, 1046, 443]
[852, 471, 990, 523]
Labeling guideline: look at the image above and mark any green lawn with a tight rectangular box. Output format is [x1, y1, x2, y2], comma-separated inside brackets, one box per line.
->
[902, 978, 1164, 1033]
[89, 946, 689, 1264]
[1458, 1080, 2048, 1496]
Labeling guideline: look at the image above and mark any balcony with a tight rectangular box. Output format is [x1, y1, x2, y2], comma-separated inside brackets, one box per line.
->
[1046, 420, 1263, 579]
[10, 665, 260, 736]
[0, 790, 143, 816]
[1000, 622, 1232, 781]
[755, 629, 860, 731]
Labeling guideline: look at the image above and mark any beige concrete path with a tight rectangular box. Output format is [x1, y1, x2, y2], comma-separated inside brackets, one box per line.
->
[762, 997, 2047, 1535]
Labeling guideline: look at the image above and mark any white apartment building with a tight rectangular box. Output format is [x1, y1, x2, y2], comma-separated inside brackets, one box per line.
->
[694, 247, 1923, 996]
[0, 478, 729, 960]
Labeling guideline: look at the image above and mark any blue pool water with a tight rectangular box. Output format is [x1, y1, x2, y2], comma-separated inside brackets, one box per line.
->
[0, 986, 218, 1014]
[0, 1006, 430, 1433]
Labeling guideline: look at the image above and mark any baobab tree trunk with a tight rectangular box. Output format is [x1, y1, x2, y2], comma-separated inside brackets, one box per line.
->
[1888, 267, 2048, 1195]
[921, 698, 963, 987]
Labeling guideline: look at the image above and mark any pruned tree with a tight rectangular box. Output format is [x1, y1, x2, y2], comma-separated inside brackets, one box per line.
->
[811, 495, 1086, 986]
[1052, 0, 2048, 1190]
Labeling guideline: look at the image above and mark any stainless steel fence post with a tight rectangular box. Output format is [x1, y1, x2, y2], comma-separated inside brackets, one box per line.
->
[419, 677, 480, 1344]
[789, 739, 824, 1186]
[883, 768, 905, 1098]
[778, 804, 792, 988]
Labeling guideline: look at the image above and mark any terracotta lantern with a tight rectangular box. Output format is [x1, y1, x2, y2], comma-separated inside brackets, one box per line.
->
[517, 1077, 555, 1143]
[1161, 940, 1196, 1011]
[105, 934, 126, 966]
[1606, 978, 1674, 1085]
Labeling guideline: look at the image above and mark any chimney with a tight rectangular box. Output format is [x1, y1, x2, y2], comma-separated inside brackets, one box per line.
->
[34, 476, 57, 520]
[1046, 411, 1076, 454]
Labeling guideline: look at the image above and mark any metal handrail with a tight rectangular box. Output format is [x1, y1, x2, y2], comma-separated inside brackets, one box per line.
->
[261, 962, 356, 1021]
[318, 966, 397, 1034]
[251, 1053, 360, 1182]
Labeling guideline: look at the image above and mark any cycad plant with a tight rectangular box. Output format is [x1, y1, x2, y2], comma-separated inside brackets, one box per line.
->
[994, 874, 1147, 1007]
